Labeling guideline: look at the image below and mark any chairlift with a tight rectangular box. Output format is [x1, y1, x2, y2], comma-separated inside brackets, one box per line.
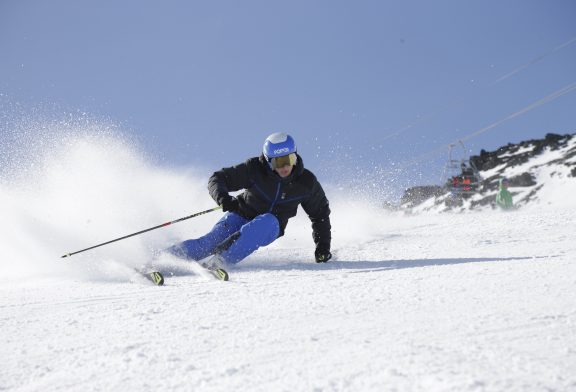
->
[441, 141, 482, 202]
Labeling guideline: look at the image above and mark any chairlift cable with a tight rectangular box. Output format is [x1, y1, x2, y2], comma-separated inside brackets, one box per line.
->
[380, 35, 576, 143]
[394, 80, 576, 172]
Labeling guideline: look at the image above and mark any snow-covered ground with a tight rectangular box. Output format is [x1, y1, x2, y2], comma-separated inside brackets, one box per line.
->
[2, 132, 576, 391]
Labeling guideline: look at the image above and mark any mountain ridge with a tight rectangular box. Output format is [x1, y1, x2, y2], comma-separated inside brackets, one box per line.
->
[399, 132, 576, 212]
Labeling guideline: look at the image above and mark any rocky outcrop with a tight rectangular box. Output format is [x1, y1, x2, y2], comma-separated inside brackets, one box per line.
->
[400, 186, 445, 208]
[470, 133, 572, 172]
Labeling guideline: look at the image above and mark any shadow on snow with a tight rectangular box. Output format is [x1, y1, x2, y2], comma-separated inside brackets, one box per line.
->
[238, 255, 559, 274]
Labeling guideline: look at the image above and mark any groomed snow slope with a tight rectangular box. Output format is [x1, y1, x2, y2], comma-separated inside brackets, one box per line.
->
[1, 132, 575, 391]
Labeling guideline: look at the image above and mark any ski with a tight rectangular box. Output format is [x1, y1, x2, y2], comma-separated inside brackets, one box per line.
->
[211, 268, 229, 281]
[135, 265, 226, 283]
[135, 269, 165, 286]
[200, 262, 229, 281]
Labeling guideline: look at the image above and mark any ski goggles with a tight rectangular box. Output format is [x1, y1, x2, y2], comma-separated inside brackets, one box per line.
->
[269, 153, 297, 169]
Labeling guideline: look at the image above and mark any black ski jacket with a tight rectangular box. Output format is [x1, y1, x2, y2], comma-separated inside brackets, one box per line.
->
[207, 154, 331, 252]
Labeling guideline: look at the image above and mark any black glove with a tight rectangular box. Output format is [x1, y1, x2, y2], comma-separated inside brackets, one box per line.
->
[219, 196, 239, 213]
[315, 248, 332, 263]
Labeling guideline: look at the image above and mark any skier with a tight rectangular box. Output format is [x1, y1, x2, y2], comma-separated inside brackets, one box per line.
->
[164, 132, 332, 269]
[495, 177, 514, 210]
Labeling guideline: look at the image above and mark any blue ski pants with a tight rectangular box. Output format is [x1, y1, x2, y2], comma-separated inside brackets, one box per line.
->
[165, 212, 280, 264]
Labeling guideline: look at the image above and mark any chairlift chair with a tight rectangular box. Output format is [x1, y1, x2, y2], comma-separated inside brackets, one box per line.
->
[441, 141, 482, 201]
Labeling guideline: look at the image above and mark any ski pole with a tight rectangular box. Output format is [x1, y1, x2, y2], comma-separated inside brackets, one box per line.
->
[61, 206, 222, 258]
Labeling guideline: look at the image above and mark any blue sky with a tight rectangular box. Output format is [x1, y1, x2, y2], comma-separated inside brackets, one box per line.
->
[1, 0, 575, 197]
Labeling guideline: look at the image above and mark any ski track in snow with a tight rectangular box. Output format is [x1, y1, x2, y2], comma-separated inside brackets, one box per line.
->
[2, 208, 576, 392]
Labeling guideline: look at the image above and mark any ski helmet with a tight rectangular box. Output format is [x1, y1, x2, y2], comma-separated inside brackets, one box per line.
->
[263, 133, 297, 169]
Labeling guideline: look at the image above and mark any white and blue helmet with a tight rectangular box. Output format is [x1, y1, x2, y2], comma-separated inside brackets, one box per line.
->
[263, 132, 297, 169]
